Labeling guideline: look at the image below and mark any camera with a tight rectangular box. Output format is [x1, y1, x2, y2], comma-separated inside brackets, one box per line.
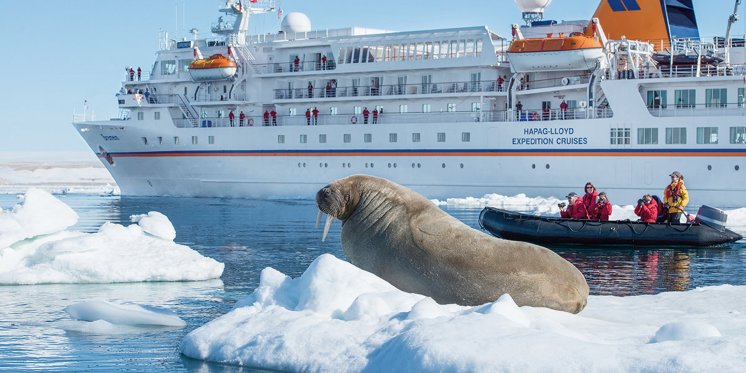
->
[637, 199, 644, 205]
[558, 202, 566, 208]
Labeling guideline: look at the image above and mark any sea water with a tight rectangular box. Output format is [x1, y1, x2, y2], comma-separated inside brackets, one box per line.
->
[0, 194, 744, 371]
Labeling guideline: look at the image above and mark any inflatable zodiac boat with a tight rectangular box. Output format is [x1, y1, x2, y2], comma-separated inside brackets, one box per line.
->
[479, 206, 742, 247]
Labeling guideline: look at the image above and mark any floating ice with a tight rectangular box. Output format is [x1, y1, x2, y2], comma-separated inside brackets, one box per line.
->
[181, 254, 746, 372]
[650, 321, 721, 343]
[65, 301, 186, 327]
[0, 190, 224, 285]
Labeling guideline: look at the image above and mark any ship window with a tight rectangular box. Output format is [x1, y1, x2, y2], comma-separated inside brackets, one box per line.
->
[738, 88, 745, 107]
[192, 136, 198, 145]
[278, 135, 285, 144]
[665, 127, 687, 144]
[338, 48, 346, 64]
[179, 59, 191, 73]
[154, 111, 161, 120]
[389, 133, 397, 143]
[354, 106, 362, 115]
[706, 88, 727, 108]
[412, 133, 421, 142]
[161, 60, 176, 75]
[289, 107, 297, 116]
[476, 39, 483, 56]
[422, 104, 431, 113]
[731, 127, 746, 144]
[646, 90, 667, 109]
[174, 136, 179, 145]
[696, 127, 718, 144]
[674, 89, 696, 108]
[208, 136, 215, 144]
[329, 107, 338, 115]
[158, 136, 163, 144]
[344, 134, 351, 143]
[319, 134, 327, 143]
[610, 128, 630, 145]
[137, 112, 144, 120]
[184, 87, 188, 96]
[437, 132, 446, 142]
[300, 134, 307, 144]
[471, 102, 481, 112]
[462, 132, 471, 142]
[142, 137, 148, 145]
[637, 128, 658, 144]
[399, 104, 408, 114]
[447, 103, 456, 112]
[364, 133, 372, 143]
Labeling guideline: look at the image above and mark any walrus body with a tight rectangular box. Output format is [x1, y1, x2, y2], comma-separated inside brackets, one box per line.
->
[316, 174, 589, 313]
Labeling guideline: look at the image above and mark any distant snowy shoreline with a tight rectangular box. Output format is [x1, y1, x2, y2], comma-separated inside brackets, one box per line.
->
[0, 151, 118, 195]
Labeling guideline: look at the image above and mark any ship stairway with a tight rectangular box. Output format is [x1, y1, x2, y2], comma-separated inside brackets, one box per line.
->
[588, 68, 612, 119]
[176, 94, 200, 127]
[233, 45, 258, 74]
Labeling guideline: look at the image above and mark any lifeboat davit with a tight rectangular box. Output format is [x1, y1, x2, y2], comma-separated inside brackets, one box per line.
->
[188, 54, 237, 81]
[507, 20, 605, 73]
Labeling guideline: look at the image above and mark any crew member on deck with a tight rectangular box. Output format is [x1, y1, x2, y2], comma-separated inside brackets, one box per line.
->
[305, 108, 311, 125]
[591, 192, 612, 221]
[270, 109, 277, 126]
[263, 110, 270, 126]
[312, 107, 319, 125]
[362, 107, 370, 124]
[372, 108, 379, 124]
[239, 111, 245, 127]
[664, 171, 689, 223]
[559, 192, 589, 219]
[229, 110, 235, 126]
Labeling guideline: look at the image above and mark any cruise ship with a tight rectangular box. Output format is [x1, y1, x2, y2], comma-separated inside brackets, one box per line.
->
[74, 0, 746, 206]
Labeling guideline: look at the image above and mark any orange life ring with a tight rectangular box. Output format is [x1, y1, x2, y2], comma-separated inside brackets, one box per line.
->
[248, 118, 254, 126]
[350, 116, 358, 124]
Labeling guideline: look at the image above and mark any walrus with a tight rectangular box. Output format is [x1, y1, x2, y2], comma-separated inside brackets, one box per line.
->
[316, 174, 589, 313]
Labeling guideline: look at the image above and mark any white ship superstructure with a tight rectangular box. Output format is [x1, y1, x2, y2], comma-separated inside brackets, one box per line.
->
[74, 0, 746, 206]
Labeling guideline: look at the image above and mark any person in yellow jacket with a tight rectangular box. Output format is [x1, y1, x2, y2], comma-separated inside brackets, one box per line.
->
[663, 171, 689, 223]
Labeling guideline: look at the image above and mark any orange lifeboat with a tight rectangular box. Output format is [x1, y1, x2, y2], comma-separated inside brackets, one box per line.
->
[507, 20, 606, 73]
[188, 54, 237, 81]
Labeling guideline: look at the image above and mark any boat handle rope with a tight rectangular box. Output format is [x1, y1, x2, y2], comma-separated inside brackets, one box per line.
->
[555, 220, 587, 232]
[625, 221, 650, 235]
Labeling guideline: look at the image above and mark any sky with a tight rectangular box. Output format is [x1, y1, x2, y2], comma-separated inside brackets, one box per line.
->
[0, 0, 742, 153]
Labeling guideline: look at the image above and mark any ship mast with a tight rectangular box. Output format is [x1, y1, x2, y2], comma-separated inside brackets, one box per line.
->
[212, 0, 276, 46]
[724, 0, 742, 65]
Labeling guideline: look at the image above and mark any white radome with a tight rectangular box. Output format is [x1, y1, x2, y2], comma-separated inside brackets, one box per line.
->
[281, 12, 312, 34]
[514, 0, 552, 12]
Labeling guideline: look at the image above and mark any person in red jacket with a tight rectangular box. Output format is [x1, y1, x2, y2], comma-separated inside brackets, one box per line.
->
[559, 192, 589, 219]
[305, 108, 311, 125]
[591, 192, 613, 221]
[270, 109, 277, 126]
[582, 182, 598, 211]
[634, 194, 658, 223]
[229, 110, 235, 127]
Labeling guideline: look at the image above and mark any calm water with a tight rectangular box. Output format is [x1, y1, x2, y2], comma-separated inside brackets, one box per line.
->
[0, 194, 744, 372]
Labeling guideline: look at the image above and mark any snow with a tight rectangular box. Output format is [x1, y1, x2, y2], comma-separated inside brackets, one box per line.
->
[181, 254, 746, 372]
[0, 189, 223, 284]
[0, 151, 118, 195]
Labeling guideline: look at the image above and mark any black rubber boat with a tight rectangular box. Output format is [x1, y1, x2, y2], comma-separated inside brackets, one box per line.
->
[479, 205, 743, 247]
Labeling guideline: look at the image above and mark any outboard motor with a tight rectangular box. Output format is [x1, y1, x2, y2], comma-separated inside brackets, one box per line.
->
[695, 205, 728, 231]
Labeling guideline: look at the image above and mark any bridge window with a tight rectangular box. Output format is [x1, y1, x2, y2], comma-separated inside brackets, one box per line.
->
[696, 127, 718, 144]
[738, 88, 744, 108]
[674, 89, 696, 108]
[730, 127, 746, 144]
[300, 134, 307, 144]
[319, 134, 327, 144]
[665, 127, 687, 144]
[637, 128, 658, 144]
[412, 133, 421, 143]
[610, 128, 630, 145]
[161, 60, 176, 75]
[705, 88, 727, 108]
[278, 135, 285, 144]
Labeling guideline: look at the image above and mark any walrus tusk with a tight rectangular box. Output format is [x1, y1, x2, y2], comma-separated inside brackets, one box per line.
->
[316, 210, 323, 228]
[321, 214, 333, 242]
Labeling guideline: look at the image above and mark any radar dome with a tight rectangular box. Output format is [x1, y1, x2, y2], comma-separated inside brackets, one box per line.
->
[281, 12, 312, 34]
[514, 0, 552, 13]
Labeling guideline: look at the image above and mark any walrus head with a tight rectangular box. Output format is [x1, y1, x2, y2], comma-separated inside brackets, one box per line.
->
[315, 175, 364, 241]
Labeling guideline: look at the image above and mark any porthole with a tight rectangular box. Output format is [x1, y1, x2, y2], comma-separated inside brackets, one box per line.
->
[545, 164, 550, 169]
[707, 165, 712, 171]
[388, 163, 392, 168]
[298, 162, 302, 167]
[370, 163, 374, 168]
[736, 165, 740, 171]
[532, 164, 536, 169]
[303, 162, 306, 168]
[394, 163, 397, 168]
[412, 163, 416, 168]
[320, 163, 324, 168]
[365, 163, 369, 168]
[324, 163, 328, 168]
[342, 163, 346, 168]
[460, 163, 464, 169]
[347, 163, 351, 168]
[417, 163, 421, 168]
[442, 163, 446, 168]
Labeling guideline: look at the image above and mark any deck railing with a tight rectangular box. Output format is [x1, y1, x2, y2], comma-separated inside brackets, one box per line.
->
[648, 102, 746, 117]
[274, 80, 506, 101]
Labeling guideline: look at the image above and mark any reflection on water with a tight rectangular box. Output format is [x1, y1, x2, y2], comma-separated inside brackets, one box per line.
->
[0, 194, 744, 371]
